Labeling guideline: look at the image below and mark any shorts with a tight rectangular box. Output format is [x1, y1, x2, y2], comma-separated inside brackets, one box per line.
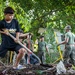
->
[0, 44, 23, 58]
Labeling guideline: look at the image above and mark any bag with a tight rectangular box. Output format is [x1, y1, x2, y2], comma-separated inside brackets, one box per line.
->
[56, 61, 66, 74]
[30, 54, 39, 64]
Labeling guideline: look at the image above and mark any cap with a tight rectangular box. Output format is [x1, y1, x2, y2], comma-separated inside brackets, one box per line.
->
[64, 25, 71, 30]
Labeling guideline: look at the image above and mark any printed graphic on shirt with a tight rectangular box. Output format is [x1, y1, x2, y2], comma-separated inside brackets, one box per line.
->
[8, 28, 16, 33]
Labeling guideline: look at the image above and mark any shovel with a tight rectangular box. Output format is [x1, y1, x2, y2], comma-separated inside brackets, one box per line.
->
[8, 33, 41, 64]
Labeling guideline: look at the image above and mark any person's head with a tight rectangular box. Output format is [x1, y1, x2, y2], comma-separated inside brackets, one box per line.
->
[26, 33, 32, 39]
[64, 25, 71, 32]
[4, 6, 15, 21]
[20, 29, 24, 34]
[19, 30, 25, 41]
[40, 35, 44, 41]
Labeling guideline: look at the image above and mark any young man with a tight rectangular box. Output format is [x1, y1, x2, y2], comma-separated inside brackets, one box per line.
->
[38, 35, 48, 64]
[57, 25, 75, 67]
[0, 6, 26, 69]
[13, 30, 29, 65]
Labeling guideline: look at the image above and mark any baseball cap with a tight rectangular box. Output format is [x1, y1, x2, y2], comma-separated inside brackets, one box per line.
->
[64, 25, 71, 30]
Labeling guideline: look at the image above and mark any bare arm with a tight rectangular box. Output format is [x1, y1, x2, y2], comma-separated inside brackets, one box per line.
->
[58, 38, 68, 46]
[32, 44, 34, 52]
[16, 32, 20, 41]
[46, 46, 48, 52]
[19, 33, 29, 38]
[0, 30, 5, 34]
[0, 29, 9, 35]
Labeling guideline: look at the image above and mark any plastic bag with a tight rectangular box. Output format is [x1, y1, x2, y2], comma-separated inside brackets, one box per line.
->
[56, 61, 66, 74]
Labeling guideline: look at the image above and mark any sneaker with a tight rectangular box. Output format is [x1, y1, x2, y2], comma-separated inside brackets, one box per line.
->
[13, 64, 26, 70]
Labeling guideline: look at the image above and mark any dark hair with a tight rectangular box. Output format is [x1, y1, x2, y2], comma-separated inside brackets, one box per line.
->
[29, 33, 32, 36]
[40, 35, 44, 38]
[20, 29, 24, 33]
[4, 6, 15, 14]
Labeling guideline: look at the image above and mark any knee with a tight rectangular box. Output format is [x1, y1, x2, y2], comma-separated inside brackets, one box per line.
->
[19, 48, 25, 54]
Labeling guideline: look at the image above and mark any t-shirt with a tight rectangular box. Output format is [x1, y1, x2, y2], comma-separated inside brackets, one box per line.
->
[38, 41, 47, 51]
[65, 31, 75, 45]
[0, 19, 20, 48]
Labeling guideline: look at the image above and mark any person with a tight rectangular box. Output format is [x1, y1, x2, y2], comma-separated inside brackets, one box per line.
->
[23, 33, 34, 64]
[23, 33, 34, 52]
[0, 6, 26, 69]
[38, 35, 48, 64]
[57, 25, 75, 67]
[13, 30, 29, 65]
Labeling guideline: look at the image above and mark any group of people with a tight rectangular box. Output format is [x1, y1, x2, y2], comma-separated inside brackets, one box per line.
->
[0, 6, 75, 70]
[0, 6, 48, 69]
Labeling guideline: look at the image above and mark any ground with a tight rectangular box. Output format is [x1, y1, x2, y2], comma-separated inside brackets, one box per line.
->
[0, 63, 56, 75]
[0, 63, 75, 75]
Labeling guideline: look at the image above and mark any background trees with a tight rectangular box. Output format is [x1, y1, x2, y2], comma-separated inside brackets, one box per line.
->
[1, 0, 75, 35]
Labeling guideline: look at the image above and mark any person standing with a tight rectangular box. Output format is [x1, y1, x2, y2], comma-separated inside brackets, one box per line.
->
[0, 6, 26, 69]
[57, 25, 75, 67]
[38, 35, 48, 64]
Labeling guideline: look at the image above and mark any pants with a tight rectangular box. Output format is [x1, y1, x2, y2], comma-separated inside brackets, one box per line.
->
[38, 51, 46, 64]
[63, 45, 75, 66]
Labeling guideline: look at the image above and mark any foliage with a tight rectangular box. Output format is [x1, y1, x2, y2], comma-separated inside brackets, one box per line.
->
[0, 0, 31, 32]
[45, 24, 60, 63]
[7, 0, 75, 35]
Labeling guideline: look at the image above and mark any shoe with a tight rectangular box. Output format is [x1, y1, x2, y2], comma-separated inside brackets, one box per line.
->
[13, 64, 26, 70]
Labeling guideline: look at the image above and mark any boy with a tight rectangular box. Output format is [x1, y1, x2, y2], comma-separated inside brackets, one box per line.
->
[38, 35, 48, 64]
[0, 6, 26, 69]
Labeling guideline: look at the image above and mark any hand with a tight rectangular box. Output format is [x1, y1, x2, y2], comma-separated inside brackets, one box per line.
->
[2, 29, 9, 35]
[14, 38, 19, 43]
[57, 43, 60, 47]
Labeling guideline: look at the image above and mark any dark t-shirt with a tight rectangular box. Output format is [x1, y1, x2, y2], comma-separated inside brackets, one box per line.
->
[0, 19, 20, 48]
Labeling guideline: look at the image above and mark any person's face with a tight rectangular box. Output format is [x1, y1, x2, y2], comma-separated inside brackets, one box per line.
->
[65, 29, 69, 33]
[41, 37, 44, 41]
[5, 13, 14, 21]
[27, 35, 32, 39]
[27, 35, 29, 38]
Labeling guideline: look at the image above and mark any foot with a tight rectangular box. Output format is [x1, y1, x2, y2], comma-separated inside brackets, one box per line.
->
[13, 64, 26, 70]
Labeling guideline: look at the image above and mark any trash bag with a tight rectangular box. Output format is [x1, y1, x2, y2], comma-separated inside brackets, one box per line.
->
[30, 54, 39, 64]
[56, 61, 66, 74]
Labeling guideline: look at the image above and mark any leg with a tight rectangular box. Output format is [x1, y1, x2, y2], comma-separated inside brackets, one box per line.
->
[27, 53, 30, 64]
[63, 46, 71, 67]
[38, 51, 43, 63]
[42, 52, 46, 64]
[25, 54, 28, 64]
[14, 48, 26, 68]
[0, 45, 7, 58]
[0, 45, 8, 65]
[70, 46, 75, 66]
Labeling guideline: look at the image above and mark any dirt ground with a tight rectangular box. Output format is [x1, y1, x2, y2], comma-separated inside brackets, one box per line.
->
[0, 63, 75, 75]
[0, 63, 56, 75]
